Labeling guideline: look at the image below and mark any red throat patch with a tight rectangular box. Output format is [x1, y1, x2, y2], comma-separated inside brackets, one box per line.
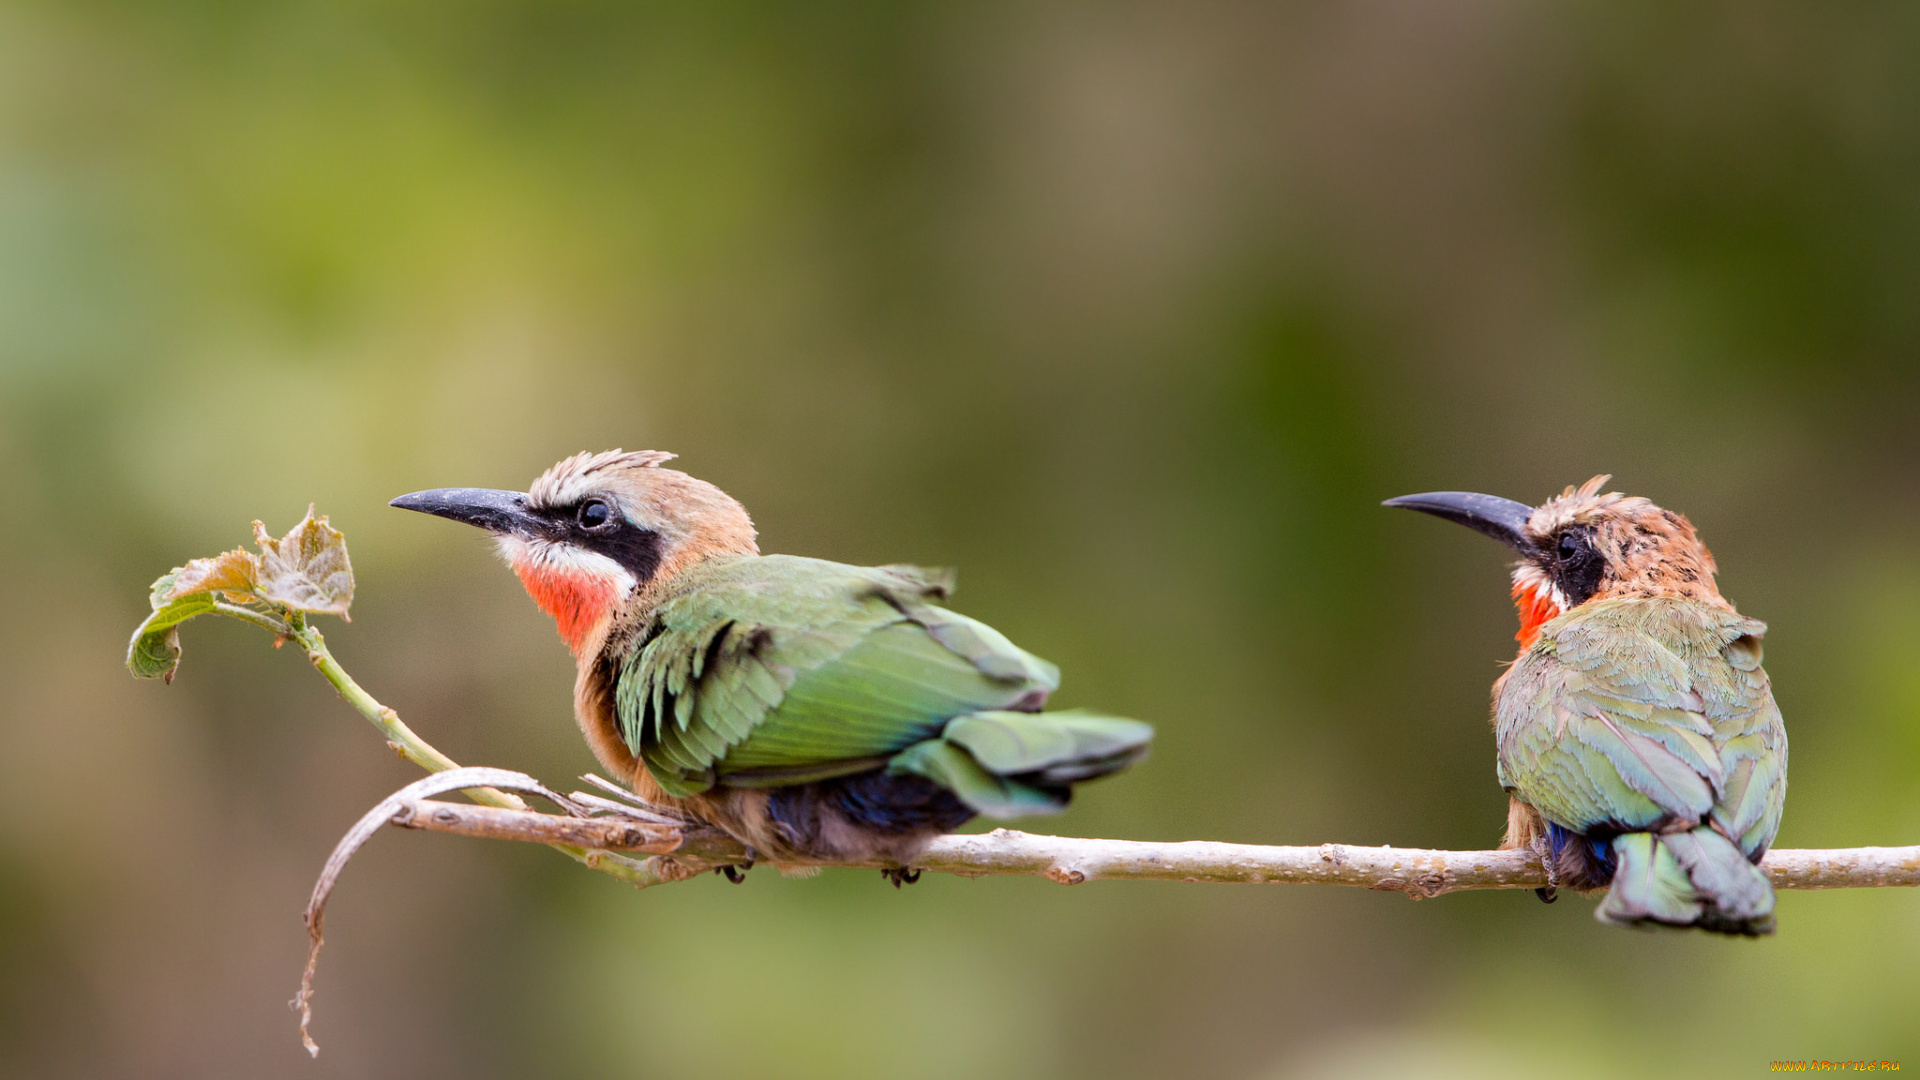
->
[512, 558, 618, 654]
[1512, 581, 1561, 650]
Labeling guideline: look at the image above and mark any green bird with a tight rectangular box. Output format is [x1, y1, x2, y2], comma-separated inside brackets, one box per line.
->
[392, 450, 1151, 879]
[1386, 476, 1787, 934]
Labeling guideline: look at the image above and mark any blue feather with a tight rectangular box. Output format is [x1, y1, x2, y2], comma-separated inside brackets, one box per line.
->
[1545, 820, 1618, 885]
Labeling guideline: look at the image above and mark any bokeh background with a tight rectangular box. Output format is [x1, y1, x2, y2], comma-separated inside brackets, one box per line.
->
[2, 2, 1917, 1076]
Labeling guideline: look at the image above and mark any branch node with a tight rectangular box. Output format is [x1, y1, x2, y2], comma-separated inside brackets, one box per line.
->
[1045, 866, 1087, 886]
[645, 856, 701, 884]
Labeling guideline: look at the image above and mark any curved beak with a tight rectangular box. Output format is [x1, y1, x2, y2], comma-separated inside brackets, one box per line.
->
[390, 488, 542, 538]
[1381, 491, 1537, 555]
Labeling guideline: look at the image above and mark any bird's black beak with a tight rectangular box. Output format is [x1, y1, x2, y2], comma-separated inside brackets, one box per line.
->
[1382, 491, 1537, 555]
[389, 488, 543, 537]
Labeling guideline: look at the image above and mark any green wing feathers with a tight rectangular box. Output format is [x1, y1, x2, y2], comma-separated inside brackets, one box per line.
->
[889, 710, 1154, 816]
[614, 555, 1151, 812]
[942, 711, 1154, 783]
[1595, 832, 1701, 927]
[1497, 598, 1786, 851]
[1596, 826, 1775, 934]
[1705, 631, 1790, 857]
[1496, 597, 1787, 933]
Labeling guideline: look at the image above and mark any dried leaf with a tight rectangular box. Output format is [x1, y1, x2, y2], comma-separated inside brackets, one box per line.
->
[163, 548, 262, 603]
[126, 591, 219, 681]
[254, 506, 354, 618]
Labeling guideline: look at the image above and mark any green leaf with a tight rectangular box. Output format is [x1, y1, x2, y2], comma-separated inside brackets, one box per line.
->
[128, 506, 354, 682]
[126, 592, 219, 682]
[148, 568, 182, 610]
[253, 506, 354, 618]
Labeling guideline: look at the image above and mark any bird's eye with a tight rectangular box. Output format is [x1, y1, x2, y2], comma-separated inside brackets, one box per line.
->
[578, 499, 613, 529]
[1556, 532, 1580, 562]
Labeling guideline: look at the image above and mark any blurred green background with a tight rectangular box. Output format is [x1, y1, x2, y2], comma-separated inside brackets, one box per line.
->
[2, 1, 1917, 1076]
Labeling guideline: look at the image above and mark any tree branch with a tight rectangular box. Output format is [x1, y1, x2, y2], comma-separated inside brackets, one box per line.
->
[295, 765, 1920, 1054]
[383, 790, 1920, 894]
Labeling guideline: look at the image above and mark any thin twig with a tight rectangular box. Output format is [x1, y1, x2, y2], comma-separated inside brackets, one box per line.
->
[211, 601, 291, 637]
[288, 616, 506, 794]
[283, 616, 675, 888]
[295, 768, 577, 1058]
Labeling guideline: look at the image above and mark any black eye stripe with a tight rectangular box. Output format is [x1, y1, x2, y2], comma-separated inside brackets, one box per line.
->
[577, 526, 663, 584]
[1543, 527, 1603, 607]
[531, 498, 663, 584]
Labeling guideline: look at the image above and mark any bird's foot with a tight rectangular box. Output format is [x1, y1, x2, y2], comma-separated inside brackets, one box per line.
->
[881, 867, 922, 888]
[1534, 840, 1559, 904]
[716, 850, 757, 884]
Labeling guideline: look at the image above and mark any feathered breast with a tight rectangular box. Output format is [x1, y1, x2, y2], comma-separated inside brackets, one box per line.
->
[512, 557, 622, 653]
[1512, 580, 1562, 650]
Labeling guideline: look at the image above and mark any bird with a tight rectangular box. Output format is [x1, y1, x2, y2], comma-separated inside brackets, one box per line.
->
[391, 449, 1152, 880]
[1384, 476, 1787, 934]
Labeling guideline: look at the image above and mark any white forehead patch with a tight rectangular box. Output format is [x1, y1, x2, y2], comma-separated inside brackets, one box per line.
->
[528, 449, 676, 512]
[535, 473, 613, 514]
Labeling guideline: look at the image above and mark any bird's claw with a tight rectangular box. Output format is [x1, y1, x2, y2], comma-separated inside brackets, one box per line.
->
[1535, 839, 1559, 904]
[713, 848, 758, 884]
[881, 867, 922, 888]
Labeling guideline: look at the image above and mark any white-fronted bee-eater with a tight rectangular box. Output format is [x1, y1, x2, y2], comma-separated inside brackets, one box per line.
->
[1386, 476, 1787, 934]
[393, 450, 1151, 880]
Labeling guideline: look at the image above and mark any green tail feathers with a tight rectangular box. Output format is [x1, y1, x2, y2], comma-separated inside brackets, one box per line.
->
[1596, 827, 1775, 936]
[887, 710, 1153, 818]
